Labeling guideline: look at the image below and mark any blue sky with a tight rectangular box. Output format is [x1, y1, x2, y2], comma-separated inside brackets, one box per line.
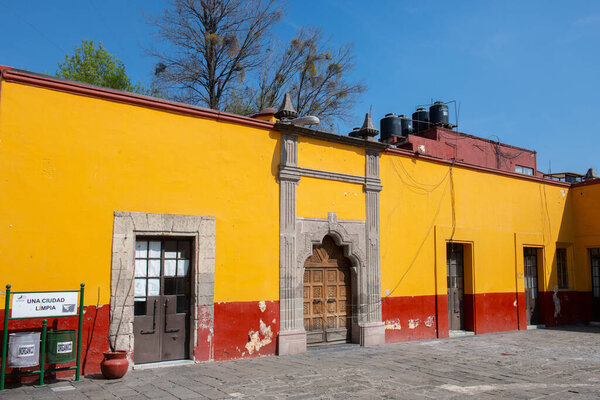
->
[0, 0, 598, 174]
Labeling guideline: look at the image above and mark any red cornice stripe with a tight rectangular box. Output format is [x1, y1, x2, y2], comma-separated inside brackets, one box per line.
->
[1, 69, 275, 131]
[384, 147, 571, 188]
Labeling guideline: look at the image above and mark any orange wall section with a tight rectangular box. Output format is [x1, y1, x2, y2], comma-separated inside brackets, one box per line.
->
[571, 181, 600, 292]
[0, 81, 280, 306]
[379, 152, 577, 299]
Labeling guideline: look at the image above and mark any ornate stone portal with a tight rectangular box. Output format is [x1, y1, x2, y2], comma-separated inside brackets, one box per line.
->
[277, 124, 386, 355]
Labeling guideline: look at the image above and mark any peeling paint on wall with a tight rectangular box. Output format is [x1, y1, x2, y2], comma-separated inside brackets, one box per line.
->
[553, 286, 561, 318]
[424, 315, 435, 327]
[384, 319, 402, 330]
[513, 300, 517, 307]
[408, 319, 421, 329]
[245, 319, 273, 355]
[258, 301, 266, 312]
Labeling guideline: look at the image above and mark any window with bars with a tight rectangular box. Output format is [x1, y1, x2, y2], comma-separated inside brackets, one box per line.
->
[134, 238, 192, 316]
[591, 248, 600, 298]
[556, 248, 569, 289]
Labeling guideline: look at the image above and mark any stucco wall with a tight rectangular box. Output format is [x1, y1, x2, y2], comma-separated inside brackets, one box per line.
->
[379, 150, 586, 340]
[0, 79, 281, 371]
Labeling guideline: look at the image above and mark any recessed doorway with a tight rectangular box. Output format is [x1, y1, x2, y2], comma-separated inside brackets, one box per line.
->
[133, 238, 192, 364]
[303, 236, 352, 345]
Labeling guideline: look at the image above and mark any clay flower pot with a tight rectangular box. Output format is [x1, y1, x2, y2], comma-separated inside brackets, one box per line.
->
[100, 350, 129, 379]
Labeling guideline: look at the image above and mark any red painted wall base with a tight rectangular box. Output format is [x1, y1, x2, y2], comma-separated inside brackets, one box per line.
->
[382, 295, 439, 343]
[213, 301, 279, 361]
[0, 305, 109, 381]
[382, 291, 592, 343]
[539, 291, 592, 327]
[1, 291, 591, 382]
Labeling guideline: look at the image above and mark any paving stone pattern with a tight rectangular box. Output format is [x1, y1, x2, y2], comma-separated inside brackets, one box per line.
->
[2, 326, 600, 399]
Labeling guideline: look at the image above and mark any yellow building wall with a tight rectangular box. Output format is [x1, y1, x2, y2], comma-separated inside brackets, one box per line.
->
[380, 152, 575, 297]
[297, 136, 365, 176]
[296, 177, 365, 221]
[571, 182, 600, 291]
[0, 81, 280, 306]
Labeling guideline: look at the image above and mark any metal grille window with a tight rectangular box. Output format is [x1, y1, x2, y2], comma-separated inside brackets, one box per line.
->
[446, 243, 464, 289]
[524, 247, 538, 297]
[591, 248, 600, 298]
[556, 248, 569, 289]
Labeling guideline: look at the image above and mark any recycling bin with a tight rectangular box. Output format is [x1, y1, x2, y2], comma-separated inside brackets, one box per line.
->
[46, 330, 76, 363]
[7, 332, 40, 367]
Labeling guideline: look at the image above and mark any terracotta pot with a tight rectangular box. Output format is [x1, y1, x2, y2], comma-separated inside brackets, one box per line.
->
[100, 351, 129, 379]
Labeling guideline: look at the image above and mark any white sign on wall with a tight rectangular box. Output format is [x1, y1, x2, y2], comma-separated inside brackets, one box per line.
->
[11, 292, 79, 318]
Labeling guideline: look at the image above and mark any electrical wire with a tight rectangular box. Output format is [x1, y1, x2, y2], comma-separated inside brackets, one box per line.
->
[0, 1, 66, 54]
[391, 157, 451, 193]
[309, 161, 459, 321]
[384, 164, 454, 299]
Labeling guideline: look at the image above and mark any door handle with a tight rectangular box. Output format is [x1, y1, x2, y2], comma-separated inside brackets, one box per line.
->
[313, 299, 321, 304]
[164, 299, 180, 333]
[141, 299, 157, 335]
[326, 299, 335, 303]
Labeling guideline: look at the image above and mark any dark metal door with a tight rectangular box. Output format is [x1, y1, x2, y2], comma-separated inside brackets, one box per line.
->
[447, 243, 464, 330]
[523, 247, 540, 325]
[591, 248, 600, 321]
[303, 236, 351, 345]
[133, 239, 191, 364]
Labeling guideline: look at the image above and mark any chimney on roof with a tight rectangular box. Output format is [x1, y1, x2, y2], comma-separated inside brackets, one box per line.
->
[357, 112, 379, 139]
[252, 107, 277, 122]
[275, 93, 298, 121]
[349, 127, 361, 138]
[585, 168, 598, 180]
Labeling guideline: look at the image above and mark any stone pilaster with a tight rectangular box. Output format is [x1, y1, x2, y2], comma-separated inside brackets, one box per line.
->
[278, 134, 306, 355]
[361, 150, 385, 346]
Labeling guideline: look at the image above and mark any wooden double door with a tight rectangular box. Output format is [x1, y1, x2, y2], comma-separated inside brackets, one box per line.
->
[303, 236, 352, 344]
[133, 238, 192, 364]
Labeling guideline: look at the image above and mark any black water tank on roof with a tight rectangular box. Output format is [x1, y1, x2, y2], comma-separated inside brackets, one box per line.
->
[380, 113, 402, 141]
[429, 101, 449, 126]
[412, 108, 430, 133]
[398, 114, 413, 136]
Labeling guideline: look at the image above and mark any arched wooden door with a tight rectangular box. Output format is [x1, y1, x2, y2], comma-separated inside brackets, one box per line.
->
[303, 236, 352, 344]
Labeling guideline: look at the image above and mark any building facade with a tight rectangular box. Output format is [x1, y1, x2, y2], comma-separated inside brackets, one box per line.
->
[1, 67, 599, 375]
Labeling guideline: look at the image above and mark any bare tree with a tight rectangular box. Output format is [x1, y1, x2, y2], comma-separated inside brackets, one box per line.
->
[226, 29, 365, 128]
[150, 0, 282, 110]
[149, 1, 365, 129]
[288, 29, 364, 126]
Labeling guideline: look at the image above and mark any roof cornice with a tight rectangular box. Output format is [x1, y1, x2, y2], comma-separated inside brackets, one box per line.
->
[275, 122, 388, 152]
[0, 68, 275, 131]
[384, 147, 570, 188]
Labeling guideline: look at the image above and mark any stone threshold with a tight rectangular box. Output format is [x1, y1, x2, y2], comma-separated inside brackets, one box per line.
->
[448, 330, 475, 338]
[133, 359, 195, 370]
[526, 324, 546, 330]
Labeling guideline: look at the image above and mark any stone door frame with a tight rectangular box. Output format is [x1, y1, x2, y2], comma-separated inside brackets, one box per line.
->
[277, 125, 386, 355]
[110, 211, 215, 363]
[297, 214, 366, 345]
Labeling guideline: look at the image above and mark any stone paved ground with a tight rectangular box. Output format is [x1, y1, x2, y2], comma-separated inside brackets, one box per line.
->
[2, 326, 600, 399]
